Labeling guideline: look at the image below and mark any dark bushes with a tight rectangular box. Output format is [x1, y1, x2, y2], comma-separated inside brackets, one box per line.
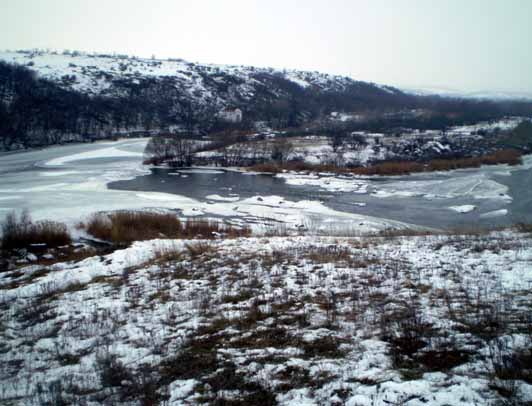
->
[1, 210, 71, 250]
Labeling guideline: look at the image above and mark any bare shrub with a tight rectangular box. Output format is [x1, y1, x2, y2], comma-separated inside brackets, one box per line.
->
[301, 335, 345, 358]
[515, 223, 532, 234]
[152, 242, 182, 263]
[181, 218, 251, 239]
[488, 337, 532, 384]
[143, 135, 196, 166]
[186, 242, 214, 258]
[381, 302, 434, 375]
[181, 219, 219, 239]
[446, 287, 507, 340]
[84, 212, 110, 240]
[95, 352, 132, 388]
[353, 160, 425, 176]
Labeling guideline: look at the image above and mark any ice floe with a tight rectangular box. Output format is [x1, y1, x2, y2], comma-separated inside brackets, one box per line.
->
[448, 205, 476, 213]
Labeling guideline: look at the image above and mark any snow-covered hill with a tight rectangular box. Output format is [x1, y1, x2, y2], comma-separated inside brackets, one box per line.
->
[0, 50, 414, 150]
[405, 86, 532, 101]
[0, 50, 400, 99]
[1, 50, 531, 152]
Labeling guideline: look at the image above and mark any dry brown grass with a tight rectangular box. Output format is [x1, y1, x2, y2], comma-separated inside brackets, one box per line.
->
[86, 212, 250, 245]
[304, 246, 351, 263]
[427, 149, 522, 171]
[87, 211, 181, 244]
[351, 149, 522, 175]
[180, 218, 251, 239]
[353, 161, 425, 176]
[249, 149, 523, 176]
[376, 228, 440, 238]
[34, 247, 101, 266]
[152, 243, 182, 263]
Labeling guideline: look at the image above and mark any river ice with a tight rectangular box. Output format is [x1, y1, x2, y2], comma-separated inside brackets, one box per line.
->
[0, 138, 529, 233]
[0, 139, 414, 234]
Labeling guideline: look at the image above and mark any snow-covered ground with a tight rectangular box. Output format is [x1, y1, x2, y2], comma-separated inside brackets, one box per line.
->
[1, 231, 531, 404]
[447, 117, 525, 135]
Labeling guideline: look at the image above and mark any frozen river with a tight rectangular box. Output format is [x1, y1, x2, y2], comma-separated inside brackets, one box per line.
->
[0, 138, 531, 233]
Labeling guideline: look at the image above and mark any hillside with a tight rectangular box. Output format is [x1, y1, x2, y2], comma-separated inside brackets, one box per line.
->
[1, 50, 531, 151]
[0, 50, 411, 150]
[1, 229, 531, 405]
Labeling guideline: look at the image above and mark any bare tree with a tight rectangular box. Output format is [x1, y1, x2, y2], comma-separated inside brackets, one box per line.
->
[330, 133, 344, 152]
[144, 135, 196, 166]
[270, 139, 294, 163]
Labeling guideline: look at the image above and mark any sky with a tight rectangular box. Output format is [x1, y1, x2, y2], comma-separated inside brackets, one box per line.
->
[1, 0, 531, 94]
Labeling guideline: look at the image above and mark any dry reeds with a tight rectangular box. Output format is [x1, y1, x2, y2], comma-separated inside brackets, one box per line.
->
[86, 211, 250, 244]
[249, 149, 522, 176]
[87, 211, 182, 244]
[1, 210, 71, 250]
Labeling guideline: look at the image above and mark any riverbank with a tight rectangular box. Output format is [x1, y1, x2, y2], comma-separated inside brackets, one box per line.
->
[247, 149, 523, 176]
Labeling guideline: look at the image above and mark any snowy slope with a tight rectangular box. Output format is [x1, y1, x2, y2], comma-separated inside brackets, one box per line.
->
[0, 50, 398, 98]
[0, 49, 414, 150]
[1, 231, 531, 404]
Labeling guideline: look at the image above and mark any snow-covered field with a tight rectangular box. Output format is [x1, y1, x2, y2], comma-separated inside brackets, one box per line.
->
[1, 231, 531, 404]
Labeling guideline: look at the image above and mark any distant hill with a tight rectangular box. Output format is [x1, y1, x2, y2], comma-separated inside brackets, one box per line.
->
[1, 50, 531, 150]
[405, 86, 532, 101]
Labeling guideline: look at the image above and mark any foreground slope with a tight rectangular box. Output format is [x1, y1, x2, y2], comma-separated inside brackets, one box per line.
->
[1, 231, 531, 405]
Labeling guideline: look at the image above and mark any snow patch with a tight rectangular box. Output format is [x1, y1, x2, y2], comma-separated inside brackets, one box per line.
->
[480, 209, 508, 218]
[448, 205, 476, 213]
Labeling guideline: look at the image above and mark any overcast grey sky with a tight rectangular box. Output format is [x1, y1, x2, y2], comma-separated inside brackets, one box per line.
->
[1, 0, 531, 93]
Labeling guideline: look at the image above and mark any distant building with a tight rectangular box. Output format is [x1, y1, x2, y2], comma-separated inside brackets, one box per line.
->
[218, 107, 243, 123]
